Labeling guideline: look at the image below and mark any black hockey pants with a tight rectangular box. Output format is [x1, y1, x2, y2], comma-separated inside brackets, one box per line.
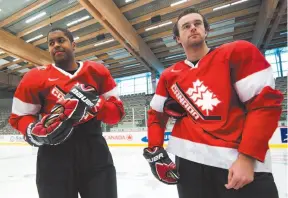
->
[176, 156, 279, 198]
[36, 130, 117, 198]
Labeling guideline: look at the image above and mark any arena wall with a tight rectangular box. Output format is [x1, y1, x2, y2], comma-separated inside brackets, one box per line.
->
[0, 127, 286, 148]
[0, 98, 12, 108]
[0, 90, 14, 99]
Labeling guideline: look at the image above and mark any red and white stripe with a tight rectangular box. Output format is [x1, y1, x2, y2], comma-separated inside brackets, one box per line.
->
[234, 66, 275, 103]
[12, 97, 41, 116]
[150, 94, 167, 113]
[167, 136, 272, 172]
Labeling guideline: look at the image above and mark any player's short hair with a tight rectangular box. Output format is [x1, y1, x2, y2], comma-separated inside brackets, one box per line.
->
[173, 8, 210, 40]
[47, 27, 74, 43]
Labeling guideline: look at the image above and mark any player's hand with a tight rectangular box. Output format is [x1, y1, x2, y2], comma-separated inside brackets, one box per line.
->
[143, 146, 180, 184]
[163, 97, 186, 119]
[68, 84, 105, 125]
[25, 91, 87, 146]
[225, 153, 255, 190]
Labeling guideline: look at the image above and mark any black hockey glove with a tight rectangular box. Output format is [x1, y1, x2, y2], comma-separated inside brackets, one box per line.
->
[163, 97, 187, 119]
[25, 90, 87, 147]
[143, 146, 180, 184]
[69, 84, 105, 115]
[68, 84, 105, 125]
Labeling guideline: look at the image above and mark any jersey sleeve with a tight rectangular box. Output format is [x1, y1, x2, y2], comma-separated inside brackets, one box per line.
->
[97, 65, 117, 97]
[148, 73, 170, 148]
[95, 65, 124, 125]
[9, 69, 42, 135]
[230, 40, 284, 162]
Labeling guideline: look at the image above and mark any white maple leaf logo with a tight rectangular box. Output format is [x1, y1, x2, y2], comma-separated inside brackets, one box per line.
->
[195, 89, 221, 115]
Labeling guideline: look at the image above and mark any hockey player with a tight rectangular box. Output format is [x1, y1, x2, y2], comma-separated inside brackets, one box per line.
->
[9, 28, 124, 198]
[143, 8, 283, 198]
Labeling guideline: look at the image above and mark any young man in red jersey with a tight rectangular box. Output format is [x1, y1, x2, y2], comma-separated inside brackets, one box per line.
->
[143, 8, 283, 198]
[9, 28, 124, 198]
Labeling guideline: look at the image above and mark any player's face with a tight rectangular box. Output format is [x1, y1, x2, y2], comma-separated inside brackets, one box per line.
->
[176, 13, 207, 48]
[48, 31, 75, 65]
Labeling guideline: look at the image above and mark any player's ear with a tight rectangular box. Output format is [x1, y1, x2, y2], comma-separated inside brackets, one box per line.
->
[175, 36, 181, 45]
[72, 41, 76, 51]
[175, 36, 183, 47]
[205, 28, 210, 38]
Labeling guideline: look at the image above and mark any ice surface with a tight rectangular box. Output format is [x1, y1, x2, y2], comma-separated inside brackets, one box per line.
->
[0, 146, 287, 198]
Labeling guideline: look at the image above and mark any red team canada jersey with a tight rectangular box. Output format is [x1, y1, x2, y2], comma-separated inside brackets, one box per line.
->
[9, 61, 123, 135]
[148, 40, 283, 172]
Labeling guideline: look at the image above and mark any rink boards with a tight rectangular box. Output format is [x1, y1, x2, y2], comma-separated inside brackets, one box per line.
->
[0, 127, 287, 148]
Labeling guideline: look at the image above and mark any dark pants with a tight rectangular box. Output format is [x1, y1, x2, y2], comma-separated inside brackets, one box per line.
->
[176, 156, 278, 198]
[36, 131, 117, 198]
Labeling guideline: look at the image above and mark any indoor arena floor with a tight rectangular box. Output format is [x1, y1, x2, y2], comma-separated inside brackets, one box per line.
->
[0, 146, 287, 198]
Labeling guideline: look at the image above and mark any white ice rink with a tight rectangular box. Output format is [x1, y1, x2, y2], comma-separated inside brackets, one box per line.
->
[0, 146, 287, 198]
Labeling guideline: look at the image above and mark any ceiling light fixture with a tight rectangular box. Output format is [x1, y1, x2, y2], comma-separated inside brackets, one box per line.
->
[94, 39, 115, 47]
[26, 34, 43, 43]
[231, 0, 249, 5]
[213, 0, 248, 11]
[145, 21, 173, 31]
[171, 0, 188, 7]
[26, 12, 46, 23]
[165, 54, 185, 60]
[67, 15, 90, 27]
[124, 63, 140, 68]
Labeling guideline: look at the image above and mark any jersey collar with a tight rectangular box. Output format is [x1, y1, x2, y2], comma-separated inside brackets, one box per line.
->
[184, 48, 215, 69]
[51, 61, 84, 78]
[184, 60, 199, 68]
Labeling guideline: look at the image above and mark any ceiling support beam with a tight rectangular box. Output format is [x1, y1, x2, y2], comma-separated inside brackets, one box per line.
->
[119, 0, 153, 13]
[7, 63, 35, 74]
[262, 0, 287, 50]
[0, 59, 23, 70]
[78, 0, 152, 72]
[251, 0, 279, 47]
[17, 4, 85, 38]
[78, 0, 164, 73]
[0, 29, 52, 66]
[0, 0, 52, 27]
[130, 0, 207, 25]
[32, 0, 153, 47]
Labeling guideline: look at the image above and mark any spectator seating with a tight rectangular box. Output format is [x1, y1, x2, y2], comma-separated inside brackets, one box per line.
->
[276, 76, 287, 121]
[0, 77, 286, 134]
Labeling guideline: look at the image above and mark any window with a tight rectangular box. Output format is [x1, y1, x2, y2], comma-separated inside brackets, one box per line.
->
[115, 72, 152, 95]
[265, 54, 276, 64]
[281, 62, 288, 75]
[280, 50, 288, 62]
[265, 47, 287, 78]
